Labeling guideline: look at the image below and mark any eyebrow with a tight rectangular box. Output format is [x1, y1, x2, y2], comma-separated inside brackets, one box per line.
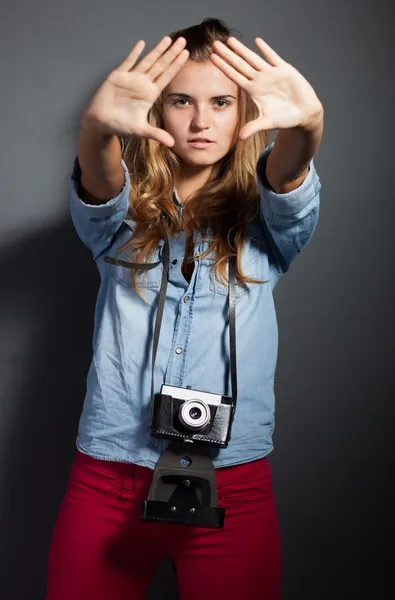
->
[166, 93, 237, 100]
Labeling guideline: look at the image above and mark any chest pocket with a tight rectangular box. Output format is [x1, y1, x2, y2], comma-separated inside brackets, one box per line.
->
[208, 243, 261, 299]
[109, 250, 163, 289]
[106, 222, 163, 289]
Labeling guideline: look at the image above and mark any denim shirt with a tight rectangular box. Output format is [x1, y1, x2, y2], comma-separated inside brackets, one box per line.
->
[69, 142, 321, 469]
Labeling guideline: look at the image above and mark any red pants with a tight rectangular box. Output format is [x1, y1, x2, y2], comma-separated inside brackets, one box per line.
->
[45, 449, 281, 600]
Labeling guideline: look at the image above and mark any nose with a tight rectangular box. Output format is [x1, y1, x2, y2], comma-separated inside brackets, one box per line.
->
[190, 106, 210, 130]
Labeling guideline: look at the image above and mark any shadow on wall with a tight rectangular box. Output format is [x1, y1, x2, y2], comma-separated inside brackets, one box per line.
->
[0, 217, 179, 600]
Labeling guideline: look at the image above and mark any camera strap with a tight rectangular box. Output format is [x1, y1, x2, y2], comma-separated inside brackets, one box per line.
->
[105, 231, 238, 415]
[151, 232, 238, 415]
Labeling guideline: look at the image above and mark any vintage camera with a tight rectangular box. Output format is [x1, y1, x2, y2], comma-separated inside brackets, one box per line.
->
[150, 384, 236, 448]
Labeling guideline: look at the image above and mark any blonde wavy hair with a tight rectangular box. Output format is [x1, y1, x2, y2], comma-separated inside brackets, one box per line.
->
[118, 17, 268, 296]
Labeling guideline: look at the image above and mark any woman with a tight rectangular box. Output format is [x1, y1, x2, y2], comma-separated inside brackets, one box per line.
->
[46, 17, 323, 600]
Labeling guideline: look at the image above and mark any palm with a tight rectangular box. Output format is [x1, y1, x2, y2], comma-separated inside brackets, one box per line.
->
[210, 37, 322, 139]
[104, 70, 164, 136]
[83, 36, 189, 146]
[247, 64, 313, 132]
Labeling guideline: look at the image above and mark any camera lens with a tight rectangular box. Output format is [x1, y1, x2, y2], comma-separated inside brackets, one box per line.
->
[189, 407, 202, 420]
[179, 399, 210, 431]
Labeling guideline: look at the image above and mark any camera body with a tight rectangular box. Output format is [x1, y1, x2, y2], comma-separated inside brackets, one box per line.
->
[150, 384, 235, 448]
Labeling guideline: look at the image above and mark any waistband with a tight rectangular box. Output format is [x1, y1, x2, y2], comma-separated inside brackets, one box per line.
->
[74, 448, 269, 488]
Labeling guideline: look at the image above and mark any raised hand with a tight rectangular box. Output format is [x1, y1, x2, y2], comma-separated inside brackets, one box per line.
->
[210, 36, 323, 139]
[82, 36, 189, 146]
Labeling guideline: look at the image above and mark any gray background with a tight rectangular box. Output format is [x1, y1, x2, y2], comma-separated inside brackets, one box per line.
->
[0, 0, 393, 598]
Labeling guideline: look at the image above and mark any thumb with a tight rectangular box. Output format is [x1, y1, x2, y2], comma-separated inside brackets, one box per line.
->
[239, 117, 274, 140]
[145, 125, 175, 148]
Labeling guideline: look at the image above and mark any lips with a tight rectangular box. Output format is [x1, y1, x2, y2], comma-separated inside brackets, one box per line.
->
[188, 138, 214, 143]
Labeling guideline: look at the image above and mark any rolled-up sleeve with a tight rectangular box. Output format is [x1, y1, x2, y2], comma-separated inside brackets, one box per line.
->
[256, 141, 321, 282]
[69, 155, 131, 261]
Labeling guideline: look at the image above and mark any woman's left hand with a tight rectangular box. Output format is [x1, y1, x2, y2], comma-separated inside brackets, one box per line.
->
[210, 36, 323, 140]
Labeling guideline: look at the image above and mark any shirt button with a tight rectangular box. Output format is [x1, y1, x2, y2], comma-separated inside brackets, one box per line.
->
[175, 347, 183, 355]
[183, 296, 190, 303]
[172, 259, 178, 265]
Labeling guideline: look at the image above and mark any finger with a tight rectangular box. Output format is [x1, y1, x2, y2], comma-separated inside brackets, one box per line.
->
[209, 52, 250, 88]
[145, 124, 175, 147]
[135, 36, 185, 74]
[211, 40, 258, 79]
[215, 38, 265, 72]
[147, 37, 188, 81]
[117, 40, 146, 72]
[254, 37, 285, 66]
[134, 36, 172, 73]
[154, 49, 190, 90]
[239, 117, 274, 140]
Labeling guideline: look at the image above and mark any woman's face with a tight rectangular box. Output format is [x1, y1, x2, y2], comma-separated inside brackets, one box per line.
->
[162, 60, 240, 170]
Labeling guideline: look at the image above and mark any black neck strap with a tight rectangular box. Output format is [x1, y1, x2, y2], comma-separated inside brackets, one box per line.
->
[105, 233, 238, 415]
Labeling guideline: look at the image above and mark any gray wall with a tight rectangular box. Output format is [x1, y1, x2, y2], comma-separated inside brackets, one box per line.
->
[0, 0, 393, 598]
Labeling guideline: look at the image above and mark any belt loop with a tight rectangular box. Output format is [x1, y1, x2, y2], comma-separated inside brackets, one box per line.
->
[131, 462, 137, 480]
[120, 463, 135, 495]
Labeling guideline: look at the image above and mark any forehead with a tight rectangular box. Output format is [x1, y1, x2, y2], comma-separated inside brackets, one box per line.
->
[164, 60, 239, 98]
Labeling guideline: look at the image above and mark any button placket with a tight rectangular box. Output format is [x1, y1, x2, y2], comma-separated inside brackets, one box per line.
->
[167, 232, 199, 386]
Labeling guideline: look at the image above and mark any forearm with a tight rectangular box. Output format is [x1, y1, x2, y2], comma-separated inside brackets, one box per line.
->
[77, 113, 125, 204]
[266, 105, 324, 194]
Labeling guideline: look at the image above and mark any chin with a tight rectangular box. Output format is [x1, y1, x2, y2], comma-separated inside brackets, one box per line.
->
[183, 157, 218, 167]
[175, 148, 226, 167]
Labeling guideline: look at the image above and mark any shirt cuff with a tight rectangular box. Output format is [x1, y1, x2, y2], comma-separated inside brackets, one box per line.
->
[256, 142, 321, 216]
[70, 154, 131, 219]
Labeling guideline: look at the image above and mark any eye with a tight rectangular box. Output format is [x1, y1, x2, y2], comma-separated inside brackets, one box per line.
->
[215, 100, 230, 108]
[172, 99, 231, 108]
[173, 99, 189, 107]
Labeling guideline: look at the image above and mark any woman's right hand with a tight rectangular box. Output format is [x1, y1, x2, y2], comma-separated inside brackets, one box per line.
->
[81, 36, 189, 147]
